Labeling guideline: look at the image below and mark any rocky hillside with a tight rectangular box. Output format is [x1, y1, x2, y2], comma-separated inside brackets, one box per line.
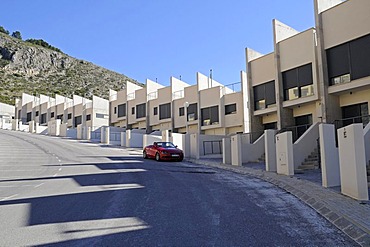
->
[0, 32, 141, 105]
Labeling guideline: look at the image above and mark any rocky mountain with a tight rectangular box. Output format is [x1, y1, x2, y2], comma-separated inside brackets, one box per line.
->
[0, 32, 141, 105]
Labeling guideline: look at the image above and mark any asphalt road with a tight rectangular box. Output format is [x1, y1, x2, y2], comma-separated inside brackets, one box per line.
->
[0, 129, 357, 246]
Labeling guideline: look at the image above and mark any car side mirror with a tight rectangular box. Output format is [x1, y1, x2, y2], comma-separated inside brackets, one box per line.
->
[175, 145, 178, 148]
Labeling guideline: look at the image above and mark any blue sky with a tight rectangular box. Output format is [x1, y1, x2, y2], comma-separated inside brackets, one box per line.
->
[1, 1, 315, 86]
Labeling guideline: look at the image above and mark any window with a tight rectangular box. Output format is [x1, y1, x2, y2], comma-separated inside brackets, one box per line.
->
[159, 103, 171, 120]
[132, 107, 135, 115]
[117, 104, 126, 117]
[35, 111, 39, 117]
[253, 81, 276, 110]
[201, 105, 219, 126]
[67, 113, 72, 120]
[327, 33, 370, 85]
[187, 103, 198, 121]
[136, 103, 146, 119]
[50, 112, 54, 118]
[341, 103, 369, 127]
[154, 107, 158, 116]
[179, 107, 184, 116]
[282, 63, 313, 100]
[96, 113, 107, 119]
[86, 114, 91, 121]
[26, 112, 32, 122]
[74, 115, 82, 127]
[225, 104, 236, 115]
[114, 107, 117, 114]
[294, 114, 313, 141]
[57, 114, 63, 120]
[40, 113, 47, 124]
[264, 122, 277, 130]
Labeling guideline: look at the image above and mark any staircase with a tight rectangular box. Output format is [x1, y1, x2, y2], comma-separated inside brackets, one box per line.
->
[297, 148, 320, 170]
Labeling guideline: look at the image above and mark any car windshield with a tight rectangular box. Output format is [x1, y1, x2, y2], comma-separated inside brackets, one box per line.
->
[156, 142, 176, 148]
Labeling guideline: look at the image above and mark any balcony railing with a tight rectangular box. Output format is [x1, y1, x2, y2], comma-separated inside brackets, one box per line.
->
[109, 93, 118, 101]
[220, 82, 241, 95]
[172, 90, 184, 100]
[127, 92, 135, 100]
[147, 92, 158, 100]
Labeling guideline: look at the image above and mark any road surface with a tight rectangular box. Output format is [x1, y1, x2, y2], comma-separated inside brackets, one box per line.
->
[0, 129, 356, 246]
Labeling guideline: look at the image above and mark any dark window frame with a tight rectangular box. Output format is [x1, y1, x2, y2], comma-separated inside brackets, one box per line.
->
[225, 103, 237, 115]
[282, 63, 313, 101]
[136, 103, 146, 119]
[159, 103, 171, 120]
[179, 107, 184, 116]
[117, 103, 126, 117]
[154, 107, 158, 116]
[201, 105, 219, 126]
[253, 81, 276, 110]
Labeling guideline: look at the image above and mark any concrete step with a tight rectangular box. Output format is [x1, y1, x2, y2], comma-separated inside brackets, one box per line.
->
[298, 164, 319, 170]
[308, 155, 319, 159]
[305, 157, 319, 162]
[301, 160, 319, 166]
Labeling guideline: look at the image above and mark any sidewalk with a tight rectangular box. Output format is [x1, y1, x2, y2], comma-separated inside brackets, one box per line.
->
[186, 158, 370, 247]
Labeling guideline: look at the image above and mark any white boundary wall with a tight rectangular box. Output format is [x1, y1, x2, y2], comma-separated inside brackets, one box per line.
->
[265, 130, 276, 172]
[363, 122, 370, 166]
[293, 122, 319, 169]
[171, 133, 190, 158]
[319, 124, 340, 188]
[143, 134, 162, 148]
[338, 124, 369, 201]
[276, 131, 294, 176]
[231, 133, 265, 166]
[222, 137, 231, 165]
[126, 129, 146, 148]
[48, 119, 61, 136]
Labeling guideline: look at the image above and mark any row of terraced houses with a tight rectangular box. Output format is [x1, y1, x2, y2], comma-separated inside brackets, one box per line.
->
[1, 0, 369, 200]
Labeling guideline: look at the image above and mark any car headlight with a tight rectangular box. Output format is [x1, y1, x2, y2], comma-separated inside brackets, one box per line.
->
[161, 151, 169, 154]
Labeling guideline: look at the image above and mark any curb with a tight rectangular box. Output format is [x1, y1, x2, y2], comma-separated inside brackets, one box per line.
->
[186, 158, 370, 247]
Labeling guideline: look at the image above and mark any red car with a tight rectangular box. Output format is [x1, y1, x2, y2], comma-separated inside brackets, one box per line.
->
[143, 142, 184, 161]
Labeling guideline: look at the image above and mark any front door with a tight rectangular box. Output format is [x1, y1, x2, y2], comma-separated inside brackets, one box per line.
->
[294, 114, 312, 140]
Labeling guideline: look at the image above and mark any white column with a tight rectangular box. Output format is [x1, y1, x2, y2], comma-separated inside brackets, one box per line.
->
[265, 130, 276, 172]
[231, 134, 242, 166]
[162, 130, 169, 142]
[121, 132, 126, 147]
[319, 124, 340, 188]
[338, 124, 369, 201]
[77, 125, 82, 139]
[126, 129, 131, 148]
[276, 132, 294, 176]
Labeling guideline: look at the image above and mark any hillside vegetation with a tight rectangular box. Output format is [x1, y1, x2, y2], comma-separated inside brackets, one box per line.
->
[0, 30, 141, 105]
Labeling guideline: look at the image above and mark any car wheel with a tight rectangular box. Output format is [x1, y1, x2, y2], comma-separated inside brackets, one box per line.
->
[178, 157, 183, 162]
[155, 152, 160, 161]
[143, 151, 148, 159]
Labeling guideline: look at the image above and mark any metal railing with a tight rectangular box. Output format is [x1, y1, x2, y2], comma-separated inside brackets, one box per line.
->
[203, 140, 223, 155]
[333, 115, 370, 130]
[278, 124, 312, 143]
[332, 115, 370, 147]
[220, 82, 241, 95]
